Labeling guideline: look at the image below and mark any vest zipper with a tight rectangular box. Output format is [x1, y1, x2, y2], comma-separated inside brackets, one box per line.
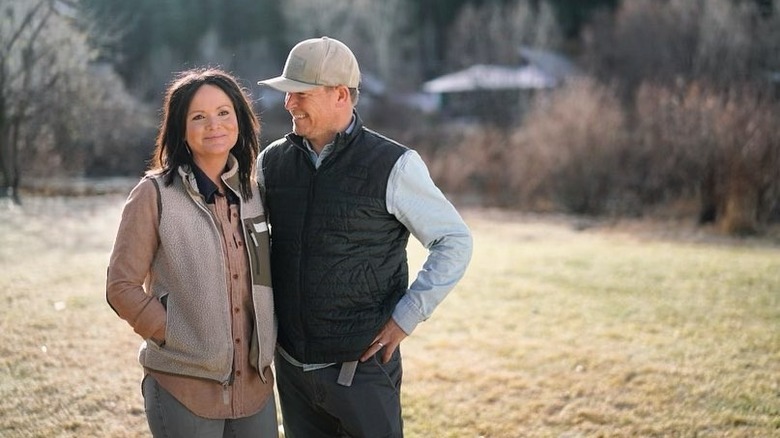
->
[298, 164, 318, 361]
[185, 173, 235, 383]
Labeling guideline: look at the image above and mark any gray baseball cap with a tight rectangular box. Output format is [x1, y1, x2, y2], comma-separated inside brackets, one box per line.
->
[258, 36, 360, 93]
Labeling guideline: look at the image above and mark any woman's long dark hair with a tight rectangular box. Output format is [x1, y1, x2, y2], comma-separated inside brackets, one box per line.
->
[150, 68, 260, 199]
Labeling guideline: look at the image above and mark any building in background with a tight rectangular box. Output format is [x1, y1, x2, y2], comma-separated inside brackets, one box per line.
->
[422, 46, 580, 127]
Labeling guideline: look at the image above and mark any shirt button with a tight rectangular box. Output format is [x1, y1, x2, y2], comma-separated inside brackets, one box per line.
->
[234, 307, 240, 313]
[235, 338, 241, 344]
[237, 240, 243, 247]
[235, 370, 242, 377]
[232, 274, 239, 279]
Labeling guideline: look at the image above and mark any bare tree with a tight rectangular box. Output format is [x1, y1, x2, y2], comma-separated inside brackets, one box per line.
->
[583, 0, 779, 98]
[574, 0, 780, 232]
[280, 0, 416, 88]
[1, 0, 48, 202]
[445, 0, 562, 70]
[0, 0, 90, 203]
[581, 0, 700, 100]
[357, 0, 417, 89]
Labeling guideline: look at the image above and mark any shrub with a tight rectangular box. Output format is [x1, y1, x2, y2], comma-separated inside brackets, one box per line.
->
[401, 122, 510, 207]
[634, 82, 780, 234]
[632, 82, 719, 207]
[507, 78, 629, 215]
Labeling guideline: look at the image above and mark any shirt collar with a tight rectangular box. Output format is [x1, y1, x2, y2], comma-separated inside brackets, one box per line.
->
[191, 163, 238, 204]
[344, 114, 356, 135]
[303, 114, 356, 155]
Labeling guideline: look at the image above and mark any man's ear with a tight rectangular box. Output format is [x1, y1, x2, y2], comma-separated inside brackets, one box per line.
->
[335, 85, 351, 106]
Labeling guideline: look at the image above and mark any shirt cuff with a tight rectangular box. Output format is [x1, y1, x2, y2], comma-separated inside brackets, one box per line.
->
[392, 295, 425, 335]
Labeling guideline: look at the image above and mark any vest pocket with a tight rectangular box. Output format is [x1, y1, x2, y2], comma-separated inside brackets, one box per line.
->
[244, 215, 272, 287]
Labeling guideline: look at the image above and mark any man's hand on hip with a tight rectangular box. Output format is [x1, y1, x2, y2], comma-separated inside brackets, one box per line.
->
[360, 318, 408, 363]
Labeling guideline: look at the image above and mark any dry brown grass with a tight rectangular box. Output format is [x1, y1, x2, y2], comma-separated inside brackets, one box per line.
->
[1, 197, 778, 437]
[1, 195, 147, 437]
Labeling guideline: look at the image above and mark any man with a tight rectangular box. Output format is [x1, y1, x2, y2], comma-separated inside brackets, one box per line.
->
[256, 36, 473, 437]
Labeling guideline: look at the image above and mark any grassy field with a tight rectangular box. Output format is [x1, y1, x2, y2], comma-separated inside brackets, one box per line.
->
[1, 195, 778, 437]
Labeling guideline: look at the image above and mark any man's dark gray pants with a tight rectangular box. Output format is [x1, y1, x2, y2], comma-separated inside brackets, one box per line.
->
[275, 349, 404, 437]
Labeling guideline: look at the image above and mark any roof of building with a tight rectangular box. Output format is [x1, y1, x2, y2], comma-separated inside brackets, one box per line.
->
[423, 64, 558, 93]
[422, 46, 580, 94]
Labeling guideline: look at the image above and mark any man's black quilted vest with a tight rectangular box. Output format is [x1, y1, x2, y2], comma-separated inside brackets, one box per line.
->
[262, 116, 410, 363]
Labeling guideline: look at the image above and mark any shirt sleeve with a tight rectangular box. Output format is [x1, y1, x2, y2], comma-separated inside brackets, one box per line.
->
[387, 150, 473, 335]
[106, 178, 166, 341]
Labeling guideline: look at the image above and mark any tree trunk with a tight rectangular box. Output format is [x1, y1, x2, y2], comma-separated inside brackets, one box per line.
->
[698, 164, 717, 224]
[6, 118, 22, 205]
[718, 174, 758, 235]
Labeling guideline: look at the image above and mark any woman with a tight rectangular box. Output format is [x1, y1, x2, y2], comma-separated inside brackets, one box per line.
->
[106, 68, 277, 437]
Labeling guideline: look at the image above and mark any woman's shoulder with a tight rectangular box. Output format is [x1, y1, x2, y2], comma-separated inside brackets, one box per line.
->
[130, 173, 159, 192]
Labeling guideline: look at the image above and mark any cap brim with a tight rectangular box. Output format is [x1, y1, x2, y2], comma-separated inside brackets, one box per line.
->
[257, 76, 319, 93]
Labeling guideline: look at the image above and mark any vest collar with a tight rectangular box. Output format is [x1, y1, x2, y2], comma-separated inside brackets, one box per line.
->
[178, 154, 241, 202]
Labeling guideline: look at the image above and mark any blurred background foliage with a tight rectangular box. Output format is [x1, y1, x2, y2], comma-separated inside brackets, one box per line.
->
[1, 0, 778, 234]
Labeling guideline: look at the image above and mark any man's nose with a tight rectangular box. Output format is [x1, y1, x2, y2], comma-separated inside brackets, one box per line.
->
[284, 93, 297, 110]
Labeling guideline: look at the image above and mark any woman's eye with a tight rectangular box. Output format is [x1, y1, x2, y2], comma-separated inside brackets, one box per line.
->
[219, 110, 230, 116]
[191, 114, 204, 121]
